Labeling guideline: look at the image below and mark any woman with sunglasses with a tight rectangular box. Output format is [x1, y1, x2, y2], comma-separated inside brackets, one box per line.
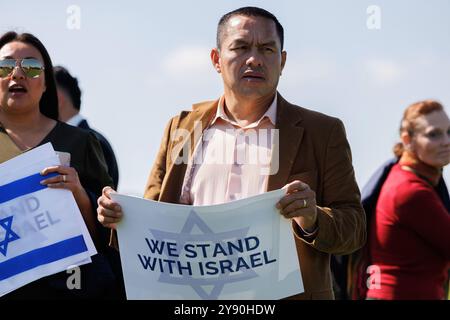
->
[0, 31, 121, 299]
[365, 100, 450, 300]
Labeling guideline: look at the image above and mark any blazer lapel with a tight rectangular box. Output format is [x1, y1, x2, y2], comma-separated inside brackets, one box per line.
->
[267, 94, 304, 191]
[159, 100, 218, 202]
[159, 95, 304, 200]
[187, 100, 219, 156]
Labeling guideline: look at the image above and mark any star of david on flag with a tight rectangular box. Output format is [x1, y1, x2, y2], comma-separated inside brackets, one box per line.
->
[0, 216, 20, 257]
[0, 143, 96, 297]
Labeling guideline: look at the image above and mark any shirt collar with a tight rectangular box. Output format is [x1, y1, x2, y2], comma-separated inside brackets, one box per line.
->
[66, 113, 85, 127]
[211, 93, 277, 128]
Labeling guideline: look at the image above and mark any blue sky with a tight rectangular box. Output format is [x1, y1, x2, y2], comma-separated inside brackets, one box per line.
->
[2, 0, 450, 195]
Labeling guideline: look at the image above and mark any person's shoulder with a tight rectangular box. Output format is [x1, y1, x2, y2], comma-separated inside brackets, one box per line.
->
[56, 121, 92, 139]
[83, 125, 112, 148]
[279, 98, 346, 143]
[279, 95, 341, 127]
[169, 99, 217, 116]
[44, 122, 100, 157]
[164, 99, 218, 126]
[191, 99, 217, 112]
[361, 158, 398, 202]
[387, 165, 435, 201]
[71, 119, 112, 149]
[390, 164, 431, 186]
[55, 121, 103, 151]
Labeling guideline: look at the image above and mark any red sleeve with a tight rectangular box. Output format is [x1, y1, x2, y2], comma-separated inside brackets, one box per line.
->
[395, 182, 450, 260]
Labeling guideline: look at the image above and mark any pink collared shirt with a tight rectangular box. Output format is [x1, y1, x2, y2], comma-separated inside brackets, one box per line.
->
[180, 95, 277, 205]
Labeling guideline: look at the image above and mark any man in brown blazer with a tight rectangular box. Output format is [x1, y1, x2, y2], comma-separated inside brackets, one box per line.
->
[97, 6, 366, 299]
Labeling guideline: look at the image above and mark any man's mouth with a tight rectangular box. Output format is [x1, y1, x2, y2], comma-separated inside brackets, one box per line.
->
[242, 72, 265, 80]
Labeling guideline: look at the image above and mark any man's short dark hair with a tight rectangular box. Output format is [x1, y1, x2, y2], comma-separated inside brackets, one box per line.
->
[54, 66, 81, 111]
[216, 6, 284, 51]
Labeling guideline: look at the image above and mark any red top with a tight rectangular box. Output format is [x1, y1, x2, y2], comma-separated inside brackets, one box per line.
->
[367, 164, 450, 300]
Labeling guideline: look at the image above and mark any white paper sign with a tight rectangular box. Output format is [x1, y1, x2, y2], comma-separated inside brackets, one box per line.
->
[114, 190, 303, 300]
[0, 143, 96, 296]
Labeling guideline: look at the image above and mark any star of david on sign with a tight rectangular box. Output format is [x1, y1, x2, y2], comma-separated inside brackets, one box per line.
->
[150, 210, 258, 299]
[0, 216, 20, 257]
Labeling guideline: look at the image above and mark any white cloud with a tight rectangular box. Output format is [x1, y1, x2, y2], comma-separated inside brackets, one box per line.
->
[364, 59, 404, 85]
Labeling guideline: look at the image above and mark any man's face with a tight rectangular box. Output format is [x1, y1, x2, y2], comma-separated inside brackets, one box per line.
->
[211, 15, 286, 100]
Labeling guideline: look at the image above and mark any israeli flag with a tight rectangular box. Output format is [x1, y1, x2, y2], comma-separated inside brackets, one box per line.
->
[0, 143, 96, 297]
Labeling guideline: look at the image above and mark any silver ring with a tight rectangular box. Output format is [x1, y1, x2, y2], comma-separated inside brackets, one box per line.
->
[62, 175, 67, 183]
[302, 199, 307, 208]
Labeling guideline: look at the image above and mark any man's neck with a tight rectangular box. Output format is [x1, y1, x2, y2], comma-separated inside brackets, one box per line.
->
[59, 103, 79, 123]
[222, 92, 276, 127]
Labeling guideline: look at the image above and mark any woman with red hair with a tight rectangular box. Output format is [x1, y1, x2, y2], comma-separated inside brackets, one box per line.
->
[367, 100, 450, 299]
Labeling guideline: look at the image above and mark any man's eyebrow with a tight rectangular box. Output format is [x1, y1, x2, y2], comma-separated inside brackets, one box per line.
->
[230, 39, 249, 45]
[228, 40, 278, 47]
[259, 41, 277, 47]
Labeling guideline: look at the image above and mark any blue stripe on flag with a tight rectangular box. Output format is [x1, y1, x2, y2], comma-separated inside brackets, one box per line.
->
[0, 172, 59, 204]
[0, 235, 88, 281]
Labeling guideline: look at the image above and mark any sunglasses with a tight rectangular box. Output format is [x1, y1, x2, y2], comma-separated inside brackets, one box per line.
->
[0, 58, 45, 79]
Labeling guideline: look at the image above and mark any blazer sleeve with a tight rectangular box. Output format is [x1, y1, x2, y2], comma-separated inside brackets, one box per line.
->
[294, 119, 367, 255]
[143, 117, 176, 200]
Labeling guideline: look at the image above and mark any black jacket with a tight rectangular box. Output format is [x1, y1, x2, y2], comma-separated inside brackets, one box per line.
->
[78, 119, 119, 189]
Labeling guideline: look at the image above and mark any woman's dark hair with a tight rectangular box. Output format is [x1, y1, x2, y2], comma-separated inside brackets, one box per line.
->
[0, 31, 58, 120]
[393, 100, 444, 157]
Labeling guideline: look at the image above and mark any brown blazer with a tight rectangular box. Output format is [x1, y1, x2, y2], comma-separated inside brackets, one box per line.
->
[127, 93, 366, 299]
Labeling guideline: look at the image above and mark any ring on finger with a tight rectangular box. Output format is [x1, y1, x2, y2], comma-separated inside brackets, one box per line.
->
[302, 199, 307, 208]
[62, 175, 67, 183]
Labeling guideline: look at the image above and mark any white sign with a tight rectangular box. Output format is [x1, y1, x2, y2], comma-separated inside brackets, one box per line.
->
[0, 143, 96, 296]
[114, 190, 303, 300]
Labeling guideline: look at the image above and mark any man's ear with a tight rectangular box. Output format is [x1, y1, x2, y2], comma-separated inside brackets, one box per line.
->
[210, 48, 221, 73]
[280, 51, 287, 75]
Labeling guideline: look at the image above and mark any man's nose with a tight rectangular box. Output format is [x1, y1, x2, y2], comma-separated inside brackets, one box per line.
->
[245, 48, 263, 67]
